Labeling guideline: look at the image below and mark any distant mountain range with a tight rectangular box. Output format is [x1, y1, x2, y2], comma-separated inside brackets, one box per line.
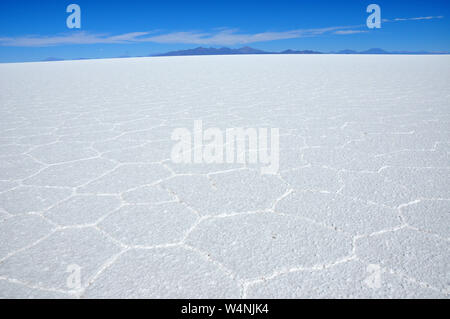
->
[153, 46, 323, 56]
[153, 47, 325, 56]
[331, 48, 449, 55]
[41, 57, 66, 62]
[154, 46, 269, 56]
[154, 47, 449, 57]
[41, 47, 449, 62]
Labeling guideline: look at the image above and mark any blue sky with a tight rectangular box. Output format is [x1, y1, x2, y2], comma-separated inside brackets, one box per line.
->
[0, 0, 449, 62]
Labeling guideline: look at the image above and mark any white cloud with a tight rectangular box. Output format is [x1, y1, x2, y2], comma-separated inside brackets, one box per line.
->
[0, 15, 444, 47]
[138, 28, 345, 45]
[0, 31, 138, 47]
[334, 30, 368, 35]
[0, 27, 355, 47]
[383, 15, 444, 22]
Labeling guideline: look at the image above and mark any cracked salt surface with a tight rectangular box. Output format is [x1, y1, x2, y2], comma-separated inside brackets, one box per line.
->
[0, 55, 449, 298]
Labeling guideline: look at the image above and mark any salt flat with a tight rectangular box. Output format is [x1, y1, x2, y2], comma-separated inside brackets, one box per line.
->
[0, 55, 449, 298]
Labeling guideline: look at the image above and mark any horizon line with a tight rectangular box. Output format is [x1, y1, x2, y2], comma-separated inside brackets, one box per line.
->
[2, 47, 450, 64]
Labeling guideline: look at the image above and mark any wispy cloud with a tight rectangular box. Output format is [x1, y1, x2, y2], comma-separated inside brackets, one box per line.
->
[0, 31, 142, 47]
[0, 15, 444, 47]
[334, 30, 368, 35]
[140, 26, 355, 45]
[0, 26, 356, 47]
[383, 15, 444, 22]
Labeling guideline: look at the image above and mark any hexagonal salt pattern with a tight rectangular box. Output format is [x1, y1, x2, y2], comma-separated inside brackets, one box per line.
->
[121, 184, 176, 204]
[98, 203, 198, 246]
[0, 156, 44, 180]
[0, 228, 121, 292]
[355, 228, 449, 292]
[23, 158, 117, 188]
[400, 200, 450, 238]
[83, 247, 240, 298]
[245, 260, 446, 298]
[185, 213, 353, 280]
[1, 55, 449, 298]
[0, 279, 72, 299]
[0, 186, 72, 215]
[162, 170, 288, 215]
[44, 195, 122, 226]
[275, 191, 401, 236]
[77, 163, 171, 194]
[0, 214, 54, 260]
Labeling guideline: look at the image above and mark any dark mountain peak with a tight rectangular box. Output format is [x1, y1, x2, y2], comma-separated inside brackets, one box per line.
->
[154, 46, 269, 56]
[42, 57, 65, 62]
[236, 46, 268, 54]
[335, 49, 358, 54]
[360, 48, 389, 54]
[281, 49, 322, 54]
[152, 47, 447, 58]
